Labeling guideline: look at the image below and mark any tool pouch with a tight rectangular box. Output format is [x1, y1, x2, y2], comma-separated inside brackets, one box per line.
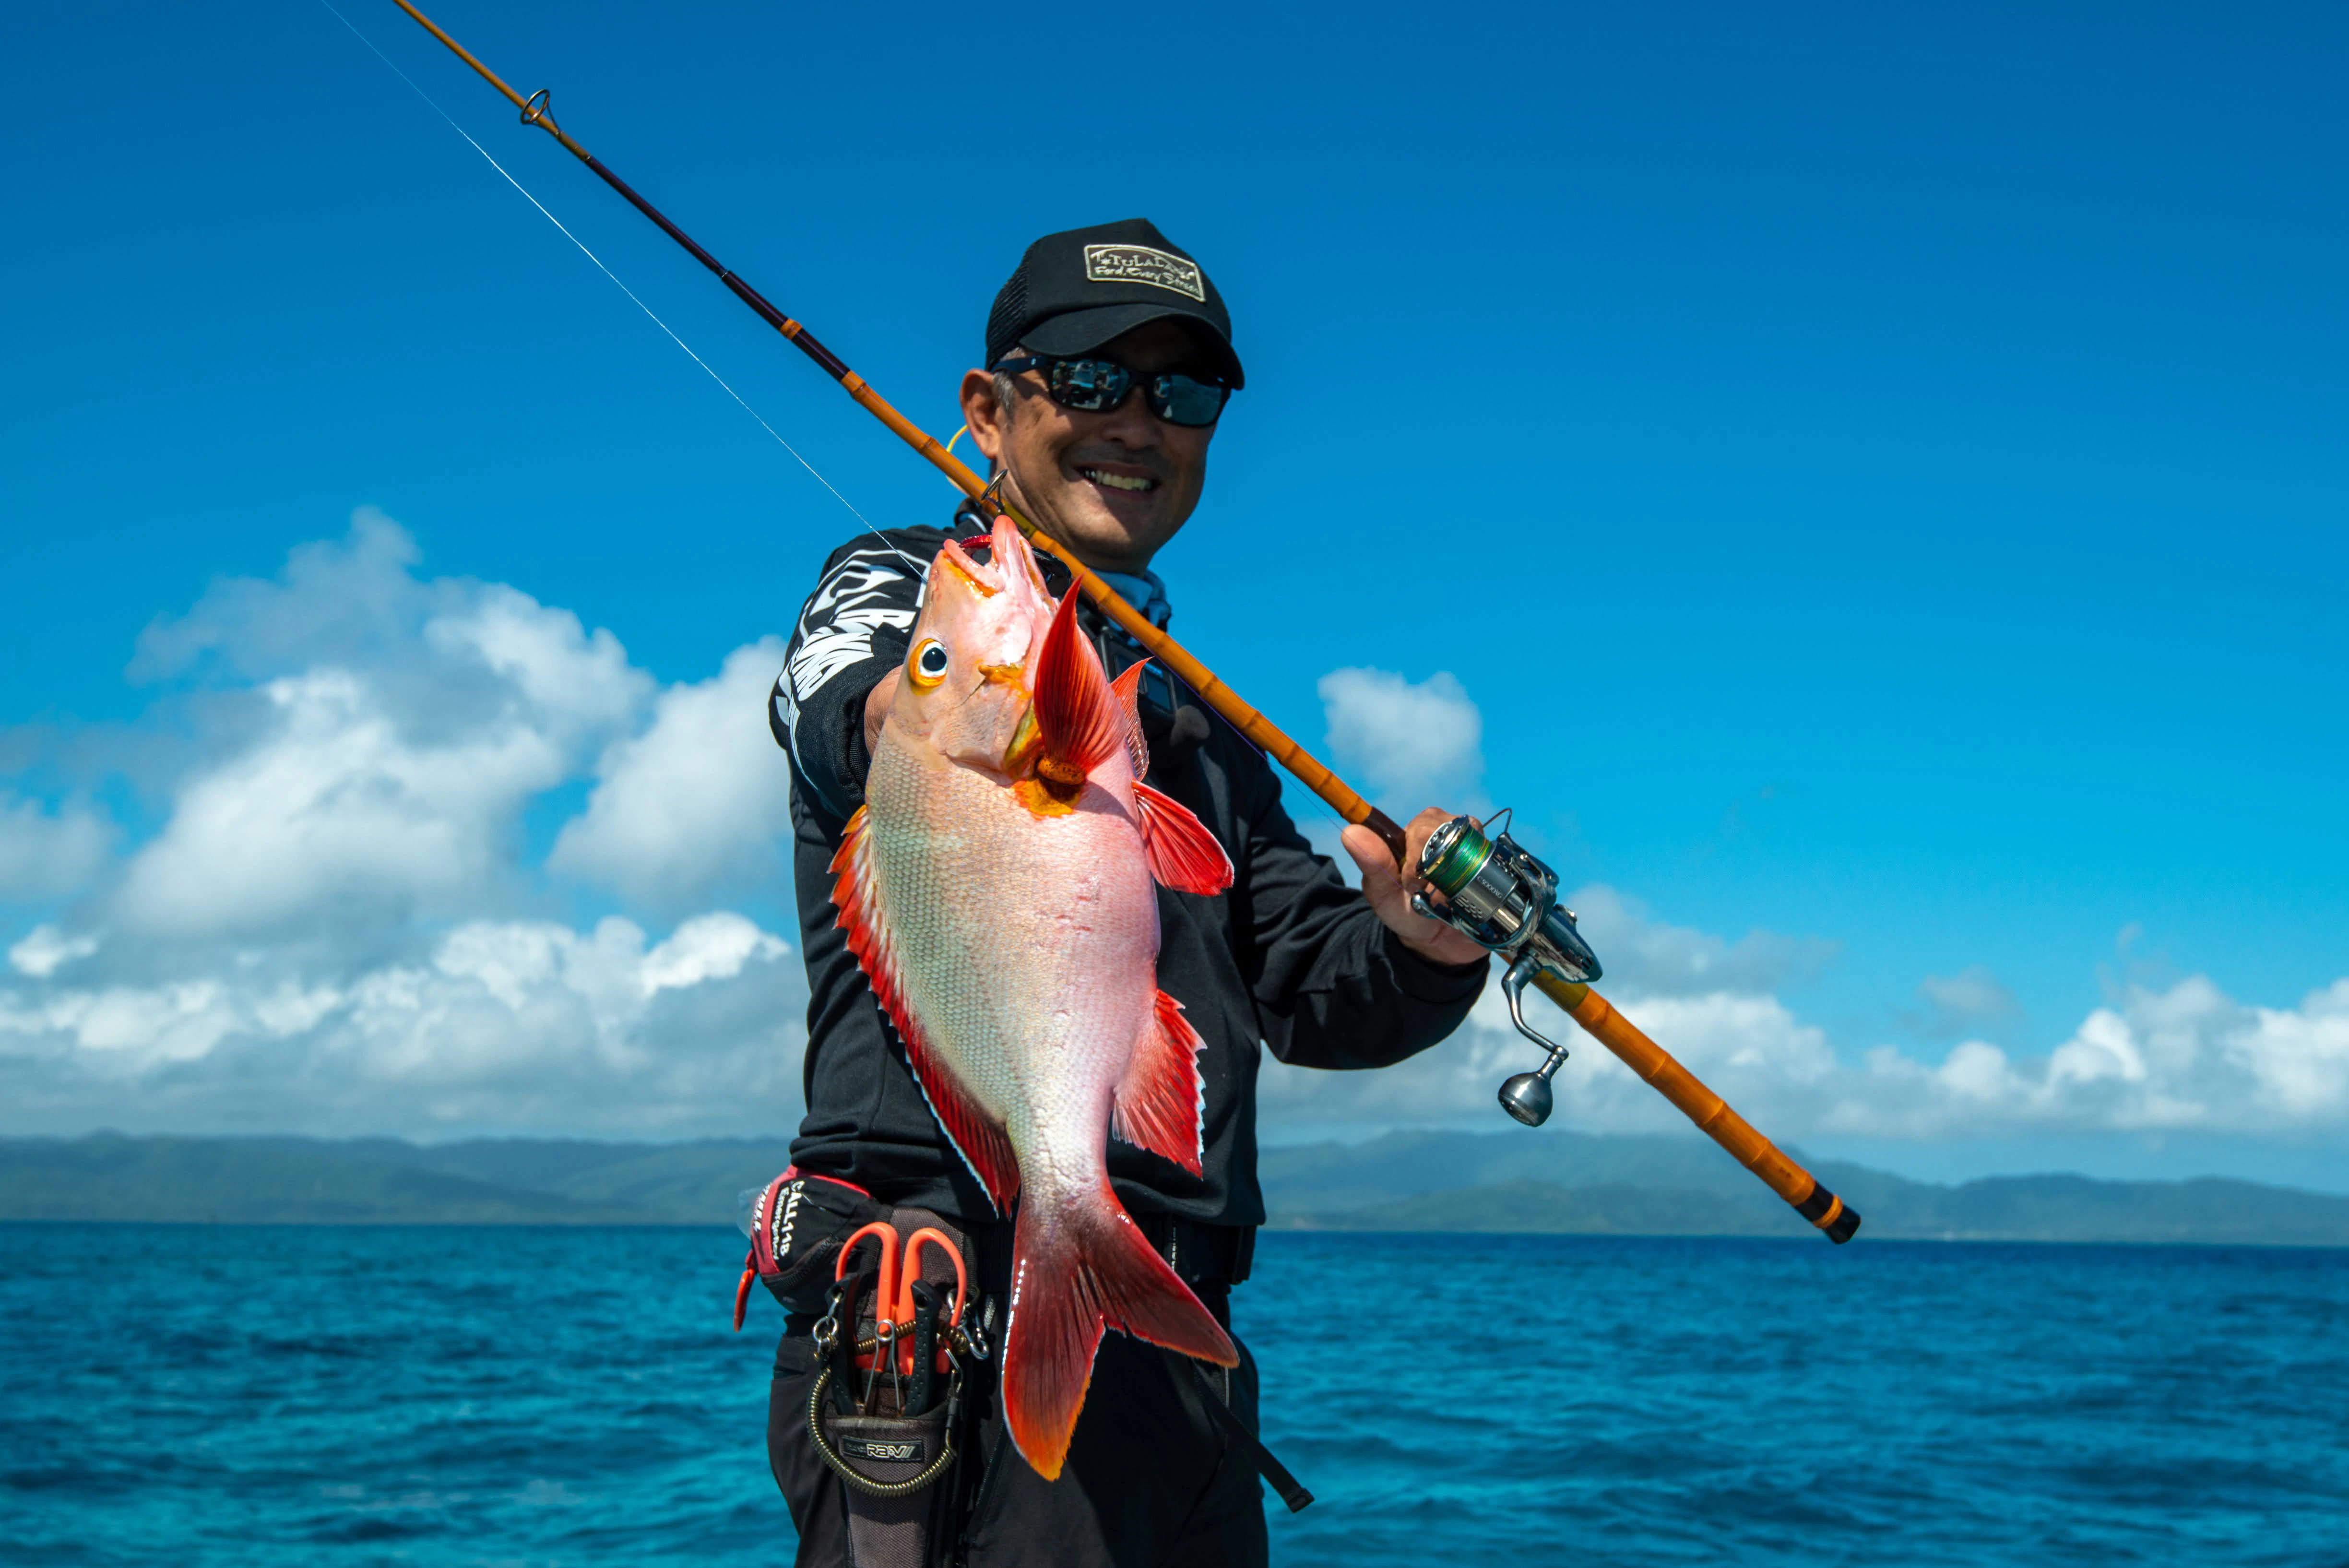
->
[810, 1385, 959, 1568]
[807, 1207, 980, 1568]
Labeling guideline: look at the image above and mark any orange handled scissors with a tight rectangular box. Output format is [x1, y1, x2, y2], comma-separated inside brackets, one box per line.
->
[832, 1221, 969, 1376]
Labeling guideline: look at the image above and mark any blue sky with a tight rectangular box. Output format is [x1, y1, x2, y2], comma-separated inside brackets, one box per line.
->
[4, 0, 2343, 1187]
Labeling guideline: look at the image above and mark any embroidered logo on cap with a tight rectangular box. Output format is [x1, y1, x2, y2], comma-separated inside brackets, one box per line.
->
[1083, 243, 1206, 302]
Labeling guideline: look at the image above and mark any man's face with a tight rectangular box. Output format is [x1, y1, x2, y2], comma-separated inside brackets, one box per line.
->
[959, 319, 1222, 573]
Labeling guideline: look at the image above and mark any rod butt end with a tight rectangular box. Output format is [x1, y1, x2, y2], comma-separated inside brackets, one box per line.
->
[1795, 1181, 1862, 1244]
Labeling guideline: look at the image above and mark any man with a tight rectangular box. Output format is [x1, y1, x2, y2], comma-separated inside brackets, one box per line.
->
[766, 217, 1487, 1567]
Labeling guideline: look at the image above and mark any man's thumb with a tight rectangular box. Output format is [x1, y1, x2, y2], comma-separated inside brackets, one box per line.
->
[1340, 825, 1400, 893]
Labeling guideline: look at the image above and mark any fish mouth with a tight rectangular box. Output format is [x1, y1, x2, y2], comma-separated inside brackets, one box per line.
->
[938, 517, 1054, 604]
[937, 536, 1002, 596]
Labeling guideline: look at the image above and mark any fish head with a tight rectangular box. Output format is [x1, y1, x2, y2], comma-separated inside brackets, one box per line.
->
[889, 515, 1059, 771]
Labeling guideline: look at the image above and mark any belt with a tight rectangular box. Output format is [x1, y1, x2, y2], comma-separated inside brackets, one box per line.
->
[963, 1213, 1256, 1298]
[1137, 1213, 1256, 1287]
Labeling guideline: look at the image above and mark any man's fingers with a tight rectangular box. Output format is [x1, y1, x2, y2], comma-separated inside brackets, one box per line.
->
[863, 669, 902, 753]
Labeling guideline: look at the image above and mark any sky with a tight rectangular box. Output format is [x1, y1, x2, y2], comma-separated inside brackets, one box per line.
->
[3, 0, 2344, 1189]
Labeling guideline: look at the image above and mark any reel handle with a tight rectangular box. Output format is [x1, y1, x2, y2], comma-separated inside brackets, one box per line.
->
[1495, 957, 1571, 1127]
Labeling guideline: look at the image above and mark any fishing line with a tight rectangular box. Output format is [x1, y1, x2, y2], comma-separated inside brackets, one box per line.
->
[312, 0, 924, 575]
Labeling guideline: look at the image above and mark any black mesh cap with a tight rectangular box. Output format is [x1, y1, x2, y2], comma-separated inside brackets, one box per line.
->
[984, 218, 1243, 389]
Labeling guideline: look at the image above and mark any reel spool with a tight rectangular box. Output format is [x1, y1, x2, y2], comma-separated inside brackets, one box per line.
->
[1411, 817, 1602, 1127]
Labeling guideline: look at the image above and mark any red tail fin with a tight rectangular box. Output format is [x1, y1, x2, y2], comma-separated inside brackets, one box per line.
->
[1032, 586, 1124, 778]
[1000, 1179, 1238, 1480]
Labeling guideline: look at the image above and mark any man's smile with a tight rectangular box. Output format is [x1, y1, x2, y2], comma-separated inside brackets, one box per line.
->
[1074, 464, 1158, 494]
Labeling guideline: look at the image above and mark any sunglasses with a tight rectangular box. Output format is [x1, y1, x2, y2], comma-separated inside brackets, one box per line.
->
[989, 355, 1231, 428]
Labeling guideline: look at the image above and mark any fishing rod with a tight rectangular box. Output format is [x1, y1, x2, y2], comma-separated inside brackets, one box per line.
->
[380, 0, 1857, 1245]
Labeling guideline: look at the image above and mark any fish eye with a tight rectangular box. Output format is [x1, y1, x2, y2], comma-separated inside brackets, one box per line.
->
[908, 637, 950, 689]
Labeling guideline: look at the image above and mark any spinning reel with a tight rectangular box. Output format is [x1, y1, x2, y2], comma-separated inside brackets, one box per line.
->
[1411, 816, 1602, 1128]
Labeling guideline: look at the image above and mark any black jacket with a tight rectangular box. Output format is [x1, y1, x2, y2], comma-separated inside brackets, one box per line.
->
[769, 513, 1485, 1232]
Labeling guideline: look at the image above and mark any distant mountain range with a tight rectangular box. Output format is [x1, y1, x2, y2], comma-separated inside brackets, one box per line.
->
[1258, 1130, 2349, 1247]
[4, 1129, 2345, 1247]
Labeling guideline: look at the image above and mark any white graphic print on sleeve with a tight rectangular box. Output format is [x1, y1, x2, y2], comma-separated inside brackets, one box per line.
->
[788, 558, 916, 701]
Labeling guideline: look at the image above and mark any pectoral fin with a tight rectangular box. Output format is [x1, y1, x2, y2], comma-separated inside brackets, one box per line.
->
[1132, 782, 1234, 896]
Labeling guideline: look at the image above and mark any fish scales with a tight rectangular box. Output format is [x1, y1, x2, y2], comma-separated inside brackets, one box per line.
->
[863, 754, 1156, 1171]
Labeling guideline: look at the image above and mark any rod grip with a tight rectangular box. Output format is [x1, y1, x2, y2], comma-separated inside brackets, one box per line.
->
[1531, 974, 1860, 1244]
[1360, 808, 1410, 866]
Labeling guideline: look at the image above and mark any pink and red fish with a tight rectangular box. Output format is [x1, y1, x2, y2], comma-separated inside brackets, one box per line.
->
[830, 516, 1238, 1479]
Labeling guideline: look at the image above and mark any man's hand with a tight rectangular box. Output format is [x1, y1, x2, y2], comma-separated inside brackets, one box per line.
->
[1341, 808, 1493, 969]
[862, 668, 902, 757]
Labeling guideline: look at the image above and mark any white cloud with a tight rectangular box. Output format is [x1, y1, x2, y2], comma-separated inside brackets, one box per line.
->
[1261, 887, 2349, 1147]
[0, 911, 803, 1134]
[642, 912, 790, 993]
[113, 516, 651, 939]
[12, 511, 2347, 1159]
[0, 794, 113, 899]
[1568, 884, 1838, 997]
[114, 667, 568, 937]
[0, 511, 806, 1138]
[550, 640, 795, 905]
[132, 508, 426, 681]
[9, 925, 99, 979]
[1317, 667, 1485, 813]
[1822, 975, 2349, 1140]
[1909, 964, 2022, 1037]
[423, 582, 646, 739]
[1258, 959, 1839, 1136]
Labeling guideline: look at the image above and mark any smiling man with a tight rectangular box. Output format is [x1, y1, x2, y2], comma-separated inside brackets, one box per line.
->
[764, 219, 1488, 1568]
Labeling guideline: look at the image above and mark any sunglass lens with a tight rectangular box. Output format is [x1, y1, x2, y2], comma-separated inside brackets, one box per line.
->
[1045, 358, 1129, 412]
[1151, 374, 1229, 427]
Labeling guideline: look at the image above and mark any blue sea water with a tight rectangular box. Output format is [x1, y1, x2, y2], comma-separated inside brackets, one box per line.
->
[2, 1226, 2344, 1566]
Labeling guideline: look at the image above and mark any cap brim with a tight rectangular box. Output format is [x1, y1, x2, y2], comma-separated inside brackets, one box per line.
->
[1019, 303, 1245, 390]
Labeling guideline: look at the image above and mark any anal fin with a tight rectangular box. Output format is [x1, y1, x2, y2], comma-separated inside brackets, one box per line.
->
[1110, 990, 1206, 1176]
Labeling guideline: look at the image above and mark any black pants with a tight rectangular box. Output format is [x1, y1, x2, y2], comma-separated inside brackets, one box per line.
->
[768, 1306, 1268, 1568]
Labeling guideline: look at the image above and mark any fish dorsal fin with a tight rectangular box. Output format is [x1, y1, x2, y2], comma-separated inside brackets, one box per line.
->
[1110, 661, 1150, 778]
[1032, 585, 1124, 779]
[1110, 989, 1208, 1176]
[1132, 782, 1234, 896]
[829, 807, 1020, 1214]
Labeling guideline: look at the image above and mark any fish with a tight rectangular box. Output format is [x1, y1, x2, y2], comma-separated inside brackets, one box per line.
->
[829, 516, 1240, 1479]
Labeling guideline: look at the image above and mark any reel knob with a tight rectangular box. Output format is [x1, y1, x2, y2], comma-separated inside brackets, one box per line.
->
[1498, 1070, 1554, 1127]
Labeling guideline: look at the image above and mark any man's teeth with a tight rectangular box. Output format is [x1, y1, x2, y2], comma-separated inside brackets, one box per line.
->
[1079, 467, 1154, 492]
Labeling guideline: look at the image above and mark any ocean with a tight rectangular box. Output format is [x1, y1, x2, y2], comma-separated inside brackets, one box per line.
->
[3, 1224, 2343, 1566]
